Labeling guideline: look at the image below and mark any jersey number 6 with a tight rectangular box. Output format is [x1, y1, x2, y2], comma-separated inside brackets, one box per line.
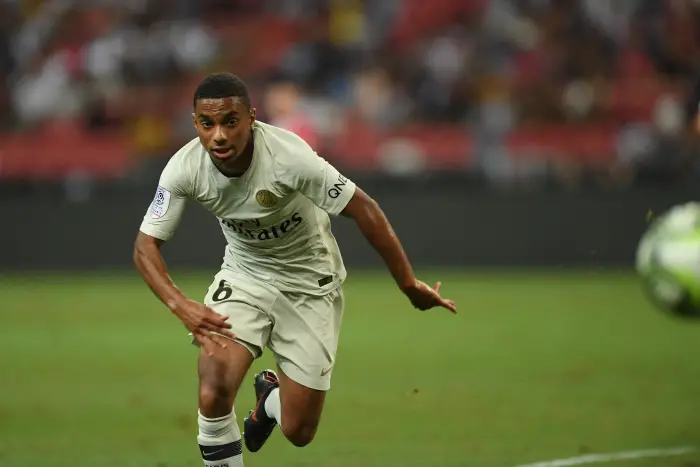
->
[212, 280, 233, 302]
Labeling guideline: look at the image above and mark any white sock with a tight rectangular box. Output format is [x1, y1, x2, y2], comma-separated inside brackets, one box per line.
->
[264, 388, 282, 427]
[197, 411, 244, 467]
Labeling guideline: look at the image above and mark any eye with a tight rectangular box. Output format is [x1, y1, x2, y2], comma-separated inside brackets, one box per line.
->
[200, 120, 213, 128]
[227, 118, 239, 126]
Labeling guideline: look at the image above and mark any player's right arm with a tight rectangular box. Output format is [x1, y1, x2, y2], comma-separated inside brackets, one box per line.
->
[133, 158, 235, 353]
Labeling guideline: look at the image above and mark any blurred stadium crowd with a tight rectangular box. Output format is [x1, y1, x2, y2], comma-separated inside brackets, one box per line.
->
[1, 0, 700, 188]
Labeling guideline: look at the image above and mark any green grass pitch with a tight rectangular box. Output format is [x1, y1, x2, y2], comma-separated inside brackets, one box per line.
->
[1, 270, 700, 467]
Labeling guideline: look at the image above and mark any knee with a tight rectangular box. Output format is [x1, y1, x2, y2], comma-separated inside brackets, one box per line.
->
[283, 421, 319, 447]
[199, 383, 233, 417]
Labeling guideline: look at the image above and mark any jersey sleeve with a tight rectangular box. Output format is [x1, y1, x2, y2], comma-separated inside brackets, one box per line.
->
[138, 156, 190, 241]
[279, 141, 357, 216]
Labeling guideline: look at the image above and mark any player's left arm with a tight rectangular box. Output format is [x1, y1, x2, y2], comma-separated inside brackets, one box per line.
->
[289, 145, 455, 313]
[340, 187, 456, 313]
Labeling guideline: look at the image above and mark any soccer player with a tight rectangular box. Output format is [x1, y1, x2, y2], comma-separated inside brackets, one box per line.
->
[133, 72, 456, 467]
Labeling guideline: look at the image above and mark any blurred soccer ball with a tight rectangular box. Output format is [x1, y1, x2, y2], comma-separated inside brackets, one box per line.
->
[636, 202, 700, 318]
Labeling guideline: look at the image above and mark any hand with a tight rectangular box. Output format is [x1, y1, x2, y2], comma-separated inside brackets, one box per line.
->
[171, 299, 236, 355]
[402, 280, 456, 313]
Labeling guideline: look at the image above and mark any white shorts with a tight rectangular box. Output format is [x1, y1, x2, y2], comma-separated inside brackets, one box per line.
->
[191, 269, 344, 391]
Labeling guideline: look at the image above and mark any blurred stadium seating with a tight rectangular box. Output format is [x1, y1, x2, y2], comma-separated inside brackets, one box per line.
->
[1, 0, 699, 186]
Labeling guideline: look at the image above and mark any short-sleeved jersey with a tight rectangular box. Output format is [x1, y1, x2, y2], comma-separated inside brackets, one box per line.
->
[139, 121, 357, 295]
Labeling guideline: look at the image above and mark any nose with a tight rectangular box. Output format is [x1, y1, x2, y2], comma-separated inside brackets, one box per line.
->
[213, 126, 226, 145]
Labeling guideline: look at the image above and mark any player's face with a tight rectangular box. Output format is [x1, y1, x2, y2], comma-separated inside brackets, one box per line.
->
[193, 97, 256, 174]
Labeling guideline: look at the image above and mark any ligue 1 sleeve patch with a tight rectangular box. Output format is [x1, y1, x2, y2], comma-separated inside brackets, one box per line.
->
[150, 186, 171, 219]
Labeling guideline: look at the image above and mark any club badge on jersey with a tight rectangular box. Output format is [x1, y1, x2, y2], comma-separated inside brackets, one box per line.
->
[150, 186, 171, 219]
[255, 190, 278, 208]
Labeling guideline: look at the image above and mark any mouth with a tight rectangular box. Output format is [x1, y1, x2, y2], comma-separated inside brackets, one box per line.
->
[211, 147, 235, 159]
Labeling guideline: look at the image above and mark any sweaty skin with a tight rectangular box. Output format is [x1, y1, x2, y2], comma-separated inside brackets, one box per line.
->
[194, 97, 256, 178]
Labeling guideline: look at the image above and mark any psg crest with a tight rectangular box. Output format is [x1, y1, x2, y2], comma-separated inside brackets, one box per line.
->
[256, 190, 277, 208]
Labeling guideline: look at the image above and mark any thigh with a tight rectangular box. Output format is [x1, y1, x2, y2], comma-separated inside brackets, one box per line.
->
[198, 337, 255, 417]
[198, 269, 278, 357]
[276, 364, 326, 432]
[268, 287, 344, 392]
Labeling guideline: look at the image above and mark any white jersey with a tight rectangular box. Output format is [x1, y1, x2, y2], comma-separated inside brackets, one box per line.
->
[139, 121, 357, 295]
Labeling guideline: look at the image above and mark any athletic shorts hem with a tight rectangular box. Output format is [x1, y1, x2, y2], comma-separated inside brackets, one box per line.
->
[277, 359, 331, 391]
[189, 332, 262, 358]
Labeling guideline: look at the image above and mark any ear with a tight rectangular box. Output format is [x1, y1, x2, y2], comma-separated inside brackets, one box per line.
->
[249, 107, 257, 127]
[192, 112, 197, 130]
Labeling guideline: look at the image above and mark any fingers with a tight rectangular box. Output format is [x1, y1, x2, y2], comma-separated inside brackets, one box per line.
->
[195, 312, 237, 355]
[442, 298, 457, 314]
[427, 297, 456, 313]
[195, 330, 220, 356]
[202, 312, 236, 339]
[412, 280, 456, 313]
[195, 330, 234, 357]
[217, 312, 232, 325]
[431, 281, 456, 313]
[209, 333, 232, 349]
[210, 311, 233, 328]
[205, 319, 237, 340]
[201, 320, 237, 341]
[198, 304, 232, 328]
[215, 328, 237, 340]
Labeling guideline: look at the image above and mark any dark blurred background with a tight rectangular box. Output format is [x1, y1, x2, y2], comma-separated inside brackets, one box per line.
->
[2, 0, 700, 271]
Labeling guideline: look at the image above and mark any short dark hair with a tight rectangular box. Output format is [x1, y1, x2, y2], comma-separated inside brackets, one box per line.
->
[193, 72, 251, 109]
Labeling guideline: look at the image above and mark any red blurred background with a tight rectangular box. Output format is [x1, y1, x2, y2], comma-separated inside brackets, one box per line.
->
[1, 0, 699, 187]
